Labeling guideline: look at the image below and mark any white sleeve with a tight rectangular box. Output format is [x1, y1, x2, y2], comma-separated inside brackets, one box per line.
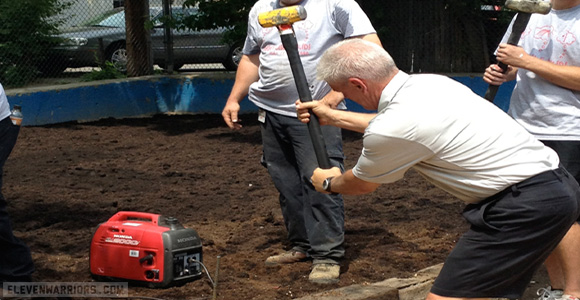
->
[353, 134, 434, 184]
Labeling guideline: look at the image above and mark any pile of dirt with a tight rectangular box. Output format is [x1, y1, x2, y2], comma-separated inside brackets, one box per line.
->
[3, 113, 547, 299]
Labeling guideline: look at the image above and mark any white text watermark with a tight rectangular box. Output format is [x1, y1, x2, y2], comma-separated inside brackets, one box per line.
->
[2, 282, 128, 298]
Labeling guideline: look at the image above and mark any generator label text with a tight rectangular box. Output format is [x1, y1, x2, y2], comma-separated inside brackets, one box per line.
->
[105, 237, 139, 245]
[177, 237, 196, 243]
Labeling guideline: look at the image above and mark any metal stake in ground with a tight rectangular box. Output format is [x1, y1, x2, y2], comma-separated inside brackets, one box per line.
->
[258, 6, 332, 169]
[484, 0, 551, 102]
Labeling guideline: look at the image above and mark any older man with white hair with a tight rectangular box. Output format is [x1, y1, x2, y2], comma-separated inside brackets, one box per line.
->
[296, 39, 580, 300]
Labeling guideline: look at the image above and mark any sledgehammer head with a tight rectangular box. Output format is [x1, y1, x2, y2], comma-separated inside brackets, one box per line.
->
[505, 0, 552, 14]
[258, 5, 307, 28]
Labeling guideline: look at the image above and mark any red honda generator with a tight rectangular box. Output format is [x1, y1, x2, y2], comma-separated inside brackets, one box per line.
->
[90, 211, 203, 288]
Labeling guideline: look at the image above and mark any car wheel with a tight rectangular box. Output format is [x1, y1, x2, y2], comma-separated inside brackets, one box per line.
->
[106, 43, 128, 72]
[223, 42, 243, 71]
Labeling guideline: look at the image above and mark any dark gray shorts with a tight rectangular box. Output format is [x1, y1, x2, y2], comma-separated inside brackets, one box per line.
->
[431, 167, 580, 299]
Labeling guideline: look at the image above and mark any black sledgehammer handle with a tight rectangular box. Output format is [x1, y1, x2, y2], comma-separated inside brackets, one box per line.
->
[280, 32, 332, 169]
[484, 12, 531, 102]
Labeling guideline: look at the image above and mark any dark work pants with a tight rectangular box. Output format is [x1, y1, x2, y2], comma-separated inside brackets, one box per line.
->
[0, 116, 34, 280]
[260, 110, 345, 264]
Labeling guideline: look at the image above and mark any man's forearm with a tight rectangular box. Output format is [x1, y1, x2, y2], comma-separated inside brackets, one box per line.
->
[330, 170, 380, 195]
[320, 90, 345, 109]
[524, 58, 580, 91]
[329, 110, 376, 133]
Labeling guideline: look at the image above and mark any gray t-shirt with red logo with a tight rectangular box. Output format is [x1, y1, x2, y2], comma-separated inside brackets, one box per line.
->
[244, 0, 377, 117]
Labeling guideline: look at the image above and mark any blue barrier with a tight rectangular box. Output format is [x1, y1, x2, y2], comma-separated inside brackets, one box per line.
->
[451, 75, 515, 112]
[6, 73, 515, 126]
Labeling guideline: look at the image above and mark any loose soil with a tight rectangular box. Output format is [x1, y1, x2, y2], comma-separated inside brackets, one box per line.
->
[4, 113, 548, 299]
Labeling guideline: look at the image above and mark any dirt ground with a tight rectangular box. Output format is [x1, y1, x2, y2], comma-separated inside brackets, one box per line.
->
[3, 113, 549, 299]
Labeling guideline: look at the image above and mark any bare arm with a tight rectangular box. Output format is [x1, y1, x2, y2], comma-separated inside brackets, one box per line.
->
[496, 43, 580, 91]
[359, 33, 382, 47]
[346, 33, 382, 47]
[310, 167, 380, 195]
[296, 100, 376, 133]
[320, 90, 345, 109]
[222, 54, 260, 129]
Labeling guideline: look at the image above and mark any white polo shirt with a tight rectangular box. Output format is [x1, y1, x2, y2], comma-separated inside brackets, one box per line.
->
[353, 72, 560, 203]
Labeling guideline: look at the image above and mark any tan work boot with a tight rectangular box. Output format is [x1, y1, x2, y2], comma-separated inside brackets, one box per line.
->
[308, 263, 340, 284]
[265, 250, 308, 266]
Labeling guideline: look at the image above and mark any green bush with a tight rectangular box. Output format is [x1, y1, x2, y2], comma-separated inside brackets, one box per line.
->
[81, 61, 127, 82]
[180, 0, 251, 44]
[0, 0, 71, 87]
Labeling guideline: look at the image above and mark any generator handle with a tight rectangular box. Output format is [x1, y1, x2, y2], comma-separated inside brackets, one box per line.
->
[108, 211, 160, 224]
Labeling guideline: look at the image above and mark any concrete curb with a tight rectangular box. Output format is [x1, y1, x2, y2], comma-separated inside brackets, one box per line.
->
[296, 264, 442, 300]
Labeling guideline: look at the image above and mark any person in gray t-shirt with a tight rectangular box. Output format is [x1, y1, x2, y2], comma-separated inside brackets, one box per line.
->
[221, 0, 381, 284]
[483, 1, 580, 298]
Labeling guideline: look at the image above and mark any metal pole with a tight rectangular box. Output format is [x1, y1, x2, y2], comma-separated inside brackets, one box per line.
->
[162, 0, 174, 73]
[278, 25, 332, 169]
[212, 256, 221, 300]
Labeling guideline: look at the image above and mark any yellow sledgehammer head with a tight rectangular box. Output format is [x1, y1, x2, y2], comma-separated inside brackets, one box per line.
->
[258, 5, 307, 28]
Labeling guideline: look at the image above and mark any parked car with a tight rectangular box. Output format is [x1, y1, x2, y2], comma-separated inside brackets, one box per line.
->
[44, 6, 242, 73]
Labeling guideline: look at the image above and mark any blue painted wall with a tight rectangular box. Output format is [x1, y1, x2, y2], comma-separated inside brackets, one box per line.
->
[6, 73, 515, 126]
[451, 75, 515, 112]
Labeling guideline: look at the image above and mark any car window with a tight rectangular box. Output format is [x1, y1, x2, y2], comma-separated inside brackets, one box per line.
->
[80, 8, 122, 27]
[96, 11, 126, 27]
[81, 7, 164, 28]
[150, 7, 198, 26]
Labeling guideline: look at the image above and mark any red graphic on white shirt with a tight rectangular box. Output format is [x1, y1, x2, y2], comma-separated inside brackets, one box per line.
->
[556, 30, 577, 59]
[533, 25, 553, 51]
[260, 20, 313, 56]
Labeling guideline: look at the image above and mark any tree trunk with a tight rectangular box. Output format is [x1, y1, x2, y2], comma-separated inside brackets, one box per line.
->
[124, 0, 152, 77]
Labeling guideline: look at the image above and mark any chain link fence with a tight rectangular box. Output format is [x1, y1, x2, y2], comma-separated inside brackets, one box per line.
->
[0, 0, 514, 88]
[47, 0, 242, 72]
[363, 1, 515, 74]
[0, 0, 244, 87]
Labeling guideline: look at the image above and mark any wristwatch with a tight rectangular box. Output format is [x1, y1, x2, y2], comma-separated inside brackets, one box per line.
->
[322, 177, 336, 194]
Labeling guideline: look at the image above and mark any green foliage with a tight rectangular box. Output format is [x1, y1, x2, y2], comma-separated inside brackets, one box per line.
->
[0, 0, 72, 87]
[1, 65, 38, 87]
[81, 61, 127, 82]
[179, 0, 252, 44]
[175, 0, 513, 63]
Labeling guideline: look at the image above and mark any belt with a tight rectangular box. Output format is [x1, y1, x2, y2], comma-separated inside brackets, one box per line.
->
[493, 167, 567, 199]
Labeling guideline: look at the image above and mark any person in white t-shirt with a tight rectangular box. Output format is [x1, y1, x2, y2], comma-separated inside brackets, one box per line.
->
[0, 83, 35, 284]
[483, 1, 580, 299]
[297, 39, 580, 300]
[221, 0, 381, 284]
